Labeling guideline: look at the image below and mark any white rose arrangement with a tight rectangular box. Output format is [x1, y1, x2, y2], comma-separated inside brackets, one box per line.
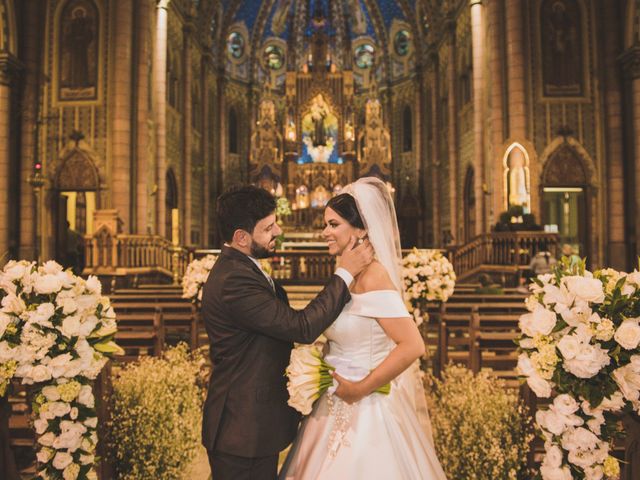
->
[402, 248, 456, 323]
[285, 345, 390, 415]
[517, 259, 640, 480]
[0, 260, 122, 480]
[182, 254, 273, 304]
[181, 255, 218, 304]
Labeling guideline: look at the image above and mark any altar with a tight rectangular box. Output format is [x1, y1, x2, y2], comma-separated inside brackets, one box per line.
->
[249, 4, 393, 232]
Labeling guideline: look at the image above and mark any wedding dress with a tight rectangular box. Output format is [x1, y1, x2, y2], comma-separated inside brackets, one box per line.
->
[281, 177, 447, 479]
[279, 289, 448, 479]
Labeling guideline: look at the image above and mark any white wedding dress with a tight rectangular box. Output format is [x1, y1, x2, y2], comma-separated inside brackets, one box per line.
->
[280, 290, 447, 480]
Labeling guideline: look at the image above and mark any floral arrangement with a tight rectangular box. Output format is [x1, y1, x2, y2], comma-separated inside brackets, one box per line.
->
[427, 365, 534, 480]
[286, 344, 389, 415]
[182, 254, 273, 304]
[517, 260, 640, 479]
[107, 343, 207, 480]
[402, 248, 456, 323]
[181, 254, 217, 304]
[0, 260, 122, 480]
[276, 196, 292, 220]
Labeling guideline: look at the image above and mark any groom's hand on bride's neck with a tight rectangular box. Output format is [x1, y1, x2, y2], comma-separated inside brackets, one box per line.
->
[338, 236, 373, 277]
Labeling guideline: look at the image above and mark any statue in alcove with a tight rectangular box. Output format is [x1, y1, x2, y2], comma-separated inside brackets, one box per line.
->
[507, 147, 530, 212]
[301, 95, 337, 163]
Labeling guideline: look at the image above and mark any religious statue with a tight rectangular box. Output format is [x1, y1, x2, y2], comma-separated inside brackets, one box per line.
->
[507, 147, 530, 211]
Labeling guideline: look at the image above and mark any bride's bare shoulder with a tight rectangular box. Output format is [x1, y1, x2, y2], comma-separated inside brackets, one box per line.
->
[353, 260, 395, 293]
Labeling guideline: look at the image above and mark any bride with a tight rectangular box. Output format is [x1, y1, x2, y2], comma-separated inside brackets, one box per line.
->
[280, 177, 447, 479]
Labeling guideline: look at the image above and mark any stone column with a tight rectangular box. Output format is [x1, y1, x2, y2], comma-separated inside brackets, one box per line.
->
[428, 55, 441, 247]
[621, 45, 640, 265]
[182, 24, 193, 245]
[602, 3, 626, 269]
[153, 1, 170, 237]
[18, 1, 44, 260]
[505, 0, 526, 138]
[201, 54, 212, 246]
[111, 0, 133, 232]
[471, 0, 487, 234]
[0, 55, 20, 264]
[135, 0, 152, 234]
[487, 0, 506, 226]
[446, 24, 459, 242]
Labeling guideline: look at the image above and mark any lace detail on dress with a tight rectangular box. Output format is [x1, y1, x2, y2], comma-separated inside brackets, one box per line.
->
[326, 393, 354, 458]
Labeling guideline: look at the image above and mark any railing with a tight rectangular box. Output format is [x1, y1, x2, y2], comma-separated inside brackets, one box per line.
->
[84, 231, 192, 283]
[84, 229, 559, 286]
[447, 231, 559, 279]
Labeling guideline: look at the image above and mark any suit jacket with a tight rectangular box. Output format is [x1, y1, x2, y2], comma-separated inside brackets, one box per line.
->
[201, 245, 351, 457]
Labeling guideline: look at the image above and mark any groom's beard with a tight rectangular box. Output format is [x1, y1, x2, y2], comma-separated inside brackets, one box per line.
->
[250, 238, 276, 259]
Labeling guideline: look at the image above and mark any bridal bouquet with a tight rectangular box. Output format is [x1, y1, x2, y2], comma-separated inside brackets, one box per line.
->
[285, 345, 390, 415]
[0, 259, 122, 480]
[182, 254, 218, 303]
[516, 259, 640, 480]
[402, 248, 456, 323]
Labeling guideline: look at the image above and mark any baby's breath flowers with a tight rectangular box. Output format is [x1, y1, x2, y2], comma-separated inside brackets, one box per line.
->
[107, 344, 206, 480]
[427, 365, 534, 480]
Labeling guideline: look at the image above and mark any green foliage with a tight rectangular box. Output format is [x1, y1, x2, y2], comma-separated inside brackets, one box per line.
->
[107, 344, 207, 480]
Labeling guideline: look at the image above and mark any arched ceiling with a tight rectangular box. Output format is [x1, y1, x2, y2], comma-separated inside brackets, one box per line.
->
[208, 0, 418, 80]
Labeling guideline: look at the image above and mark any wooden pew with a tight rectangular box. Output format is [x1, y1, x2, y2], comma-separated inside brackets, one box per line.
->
[112, 303, 164, 361]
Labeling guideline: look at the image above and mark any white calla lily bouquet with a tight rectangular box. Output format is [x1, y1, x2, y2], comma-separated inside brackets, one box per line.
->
[517, 258, 640, 480]
[285, 345, 390, 415]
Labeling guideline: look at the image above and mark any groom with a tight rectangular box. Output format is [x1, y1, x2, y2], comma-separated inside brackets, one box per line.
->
[201, 185, 373, 480]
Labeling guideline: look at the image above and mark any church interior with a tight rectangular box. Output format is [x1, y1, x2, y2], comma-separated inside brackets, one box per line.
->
[2, 0, 640, 478]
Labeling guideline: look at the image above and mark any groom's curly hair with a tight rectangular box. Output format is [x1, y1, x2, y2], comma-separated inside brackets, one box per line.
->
[216, 185, 277, 242]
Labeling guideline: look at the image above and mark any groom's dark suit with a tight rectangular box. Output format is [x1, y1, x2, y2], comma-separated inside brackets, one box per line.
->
[201, 245, 351, 479]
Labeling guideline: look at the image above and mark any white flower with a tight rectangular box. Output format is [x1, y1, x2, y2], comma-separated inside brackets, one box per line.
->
[553, 394, 580, 416]
[34, 418, 49, 435]
[0, 313, 13, 339]
[563, 343, 610, 379]
[42, 385, 61, 402]
[517, 354, 552, 397]
[84, 417, 98, 428]
[41, 260, 63, 275]
[3, 260, 29, 281]
[63, 463, 80, 480]
[540, 465, 572, 480]
[599, 391, 626, 412]
[543, 444, 564, 468]
[85, 276, 102, 295]
[627, 270, 640, 287]
[612, 363, 640, 402]
[52, 451, 73, 470]
[29, 303, 56, 327]
[561, 426, 599, 452]
[594, 318, 615, 341]
[583, 466, 604, 480]
[615, 318, 640, 350]
[36, 447, 54, 463]
[78, 385, 95, 407]
[1, 293, 26, 314]
[557, 335, 581, 360]
[563, 276, 605, 304]
[60, 315, 82, 339]
[37, 431, 56, 447]
[47, 353, 74, 378]
[28, 364, 52, 383]
[49, 401, 71, 418]
[519, 305, 558, 337]
[34, 274, 63, 294]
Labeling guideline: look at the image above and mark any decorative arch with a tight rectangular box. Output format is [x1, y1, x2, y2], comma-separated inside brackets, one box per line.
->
[539, 136, 596, 186]
[55, 150, 100, 191]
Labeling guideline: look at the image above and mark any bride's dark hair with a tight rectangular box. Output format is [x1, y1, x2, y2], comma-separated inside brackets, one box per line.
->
[326, 193, 365, 229]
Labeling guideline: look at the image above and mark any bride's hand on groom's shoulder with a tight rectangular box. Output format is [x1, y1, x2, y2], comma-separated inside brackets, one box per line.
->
[331, 371, 368, 404]
[338, 236, 374, 278]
